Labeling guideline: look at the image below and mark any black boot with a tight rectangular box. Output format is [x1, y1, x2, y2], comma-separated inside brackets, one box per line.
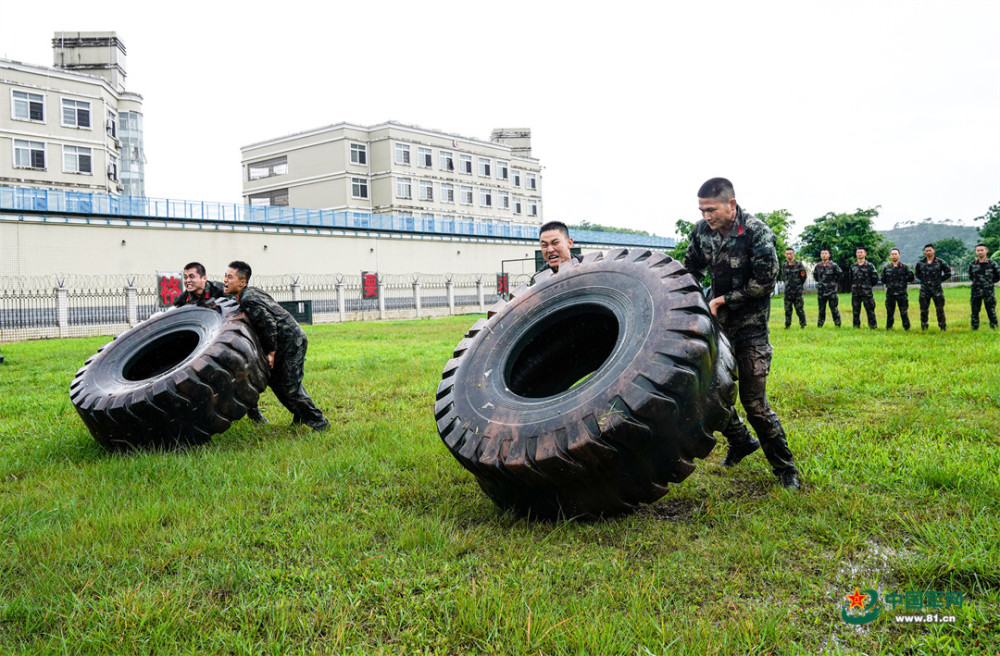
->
[246, 407, 269, 424]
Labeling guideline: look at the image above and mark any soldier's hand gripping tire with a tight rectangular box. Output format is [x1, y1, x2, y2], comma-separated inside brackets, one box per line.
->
[70, 298, 268, 451]
[434, 249, 736, 519]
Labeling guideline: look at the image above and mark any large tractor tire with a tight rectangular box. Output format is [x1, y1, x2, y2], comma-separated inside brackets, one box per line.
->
[434, 249, 737, 518]
[70, 299, 268, 451]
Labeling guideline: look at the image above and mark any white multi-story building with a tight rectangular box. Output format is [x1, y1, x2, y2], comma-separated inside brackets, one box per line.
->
[241, 122, 542, 224]
[0, 31, 146, 197]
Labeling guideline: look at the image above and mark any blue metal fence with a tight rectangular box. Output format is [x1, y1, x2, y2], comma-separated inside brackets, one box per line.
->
[0, 186, 676, 249]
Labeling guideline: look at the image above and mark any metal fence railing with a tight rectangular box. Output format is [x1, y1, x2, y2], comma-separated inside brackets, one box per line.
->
[1, 185, 676, 249]
[0, 272, 513, 343]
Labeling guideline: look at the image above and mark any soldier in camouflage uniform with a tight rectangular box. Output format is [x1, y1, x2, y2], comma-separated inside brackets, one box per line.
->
[969, 243, 1000, 330]
[914, 244, 951, 331]
[223, 261, 330, 431]
[684, 177, 800, 490]
[880, 248, 915, 330]
[780, 248, 808, 329]
[849, 247, 879, 329]
[813, 249, 842, 327]
[176, 262, 267, 423]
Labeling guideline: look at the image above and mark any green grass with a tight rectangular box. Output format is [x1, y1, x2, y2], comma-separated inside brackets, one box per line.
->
[0, 287, 998, 655]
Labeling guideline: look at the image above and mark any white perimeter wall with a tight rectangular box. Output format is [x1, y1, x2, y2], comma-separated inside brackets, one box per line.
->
[0, 215, 607, 279]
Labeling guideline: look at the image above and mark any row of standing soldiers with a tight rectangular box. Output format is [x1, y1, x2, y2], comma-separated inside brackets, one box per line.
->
[780, 245, 1000, 331]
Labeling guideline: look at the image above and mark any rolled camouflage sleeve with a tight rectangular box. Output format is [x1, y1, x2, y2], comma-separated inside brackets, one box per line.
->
[725, 225, 778, 308]
[242, 298, 278, 353]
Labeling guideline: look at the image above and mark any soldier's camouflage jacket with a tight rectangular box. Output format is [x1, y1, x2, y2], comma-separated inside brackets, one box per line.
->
[850, 261, 879, 294]
[173, 280, 225, 307]
[780, 261, 808, 296]
[235, 286, 304, 354]
[684, 206, 777, 347]
[914, 257, 951, 294]
[813, 261, 842, 298]
[880, 262, 914, 297]
[968, 258, 1000, 298]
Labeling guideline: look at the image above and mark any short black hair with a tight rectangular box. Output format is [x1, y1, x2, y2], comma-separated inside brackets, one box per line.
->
[890, 248, 900, 254]
[785, 247, 794, 252]
[924, 243, 935, 250]
[976, 243, 987, 249]
[856, 246, 867, 252]
[183, 262, 206, 277]
[539, 221, 569, 239]
[697, 177, 735, 201]
[228, 260, 252, 283]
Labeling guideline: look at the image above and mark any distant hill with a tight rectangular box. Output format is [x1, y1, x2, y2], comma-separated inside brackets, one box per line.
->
[878, 219, 980, 261]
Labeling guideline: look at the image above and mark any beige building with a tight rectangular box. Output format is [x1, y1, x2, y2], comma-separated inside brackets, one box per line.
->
[241, 122, 542, 224]
[0, 31, 146, 197]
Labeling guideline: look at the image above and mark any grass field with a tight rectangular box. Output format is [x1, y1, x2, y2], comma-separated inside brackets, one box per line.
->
[1, 287, 998, 655]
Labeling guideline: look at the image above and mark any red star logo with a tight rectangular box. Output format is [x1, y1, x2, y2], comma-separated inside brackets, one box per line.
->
[845, 588, 869, 610]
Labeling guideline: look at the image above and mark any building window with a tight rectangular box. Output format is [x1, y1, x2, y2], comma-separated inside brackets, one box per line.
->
[61, 98, 91, 129]
[479, 188, 492, 207]
[478, 158, 491, 177]
[529, 201, 538, 216]
[12, 90, 44, 122]
[14, 140, 45, 169]
[248, 156, 288, 180]
[497, 160, 508, 180]
[441, 183, 455, 203]
[419, 180, 434, 201]
[512, 169, 521, 187]
[513, 196, 522, 214]
[63, 145, 92, 174]
[527, 172, 537, 190]
[396, 177, 412, 199]
[108, 155, 118, 181]
[350, 143, 367, 165]
[460, 185, 473, 205]
[248, 188, 289, 207]
[352, 177, 369, 199]
[439, 151, 454, 171]
[498, 190, 510, 209]
[418, 147, 432, 168]
[395, 143, 411, 165]
[459, 154, 472, 174]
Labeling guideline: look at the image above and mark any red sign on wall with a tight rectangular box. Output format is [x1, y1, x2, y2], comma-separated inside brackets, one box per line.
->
[496, 273, 509, 297]
[157, 271, 182, 307]
[361, 271, 379, 299]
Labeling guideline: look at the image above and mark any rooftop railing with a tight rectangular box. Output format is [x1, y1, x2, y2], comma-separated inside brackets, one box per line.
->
[0, 186, 676, 248]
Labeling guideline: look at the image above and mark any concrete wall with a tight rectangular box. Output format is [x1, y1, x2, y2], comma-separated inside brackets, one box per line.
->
[0, 213, 603, 278]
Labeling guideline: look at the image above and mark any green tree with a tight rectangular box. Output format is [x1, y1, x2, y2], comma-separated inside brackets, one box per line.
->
[976, 202, 1000, 258]
[799, 207, 891, 291]
[571, 220, 651, 236]
[931, 237, 970, 267]
[749, 209, 794, 255]
[670, 219, 696, 261]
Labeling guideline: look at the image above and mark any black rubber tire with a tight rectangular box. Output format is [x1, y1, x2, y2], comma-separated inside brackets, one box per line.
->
[70, 298, 268, 451]
[434, 248, 737, 518]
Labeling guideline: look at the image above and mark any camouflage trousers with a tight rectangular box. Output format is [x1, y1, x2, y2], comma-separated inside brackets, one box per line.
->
[852, 291, 877, 329]
[721, 343, 797, 476]
[885, 293, 911, 330]
[783, 292, 806, 328]
[919, 289, 947, 330]
[971, 292, 998, 330]
[271, 333, 327, 428]
[817, 294, 841, 327]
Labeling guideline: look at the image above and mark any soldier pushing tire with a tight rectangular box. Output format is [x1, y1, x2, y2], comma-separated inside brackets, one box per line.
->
[70, 298, 269, 451]
[434, 248, 737, 519]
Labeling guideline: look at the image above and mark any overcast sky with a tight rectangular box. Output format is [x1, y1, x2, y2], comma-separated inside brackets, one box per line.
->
[3, 0, 998, 240]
